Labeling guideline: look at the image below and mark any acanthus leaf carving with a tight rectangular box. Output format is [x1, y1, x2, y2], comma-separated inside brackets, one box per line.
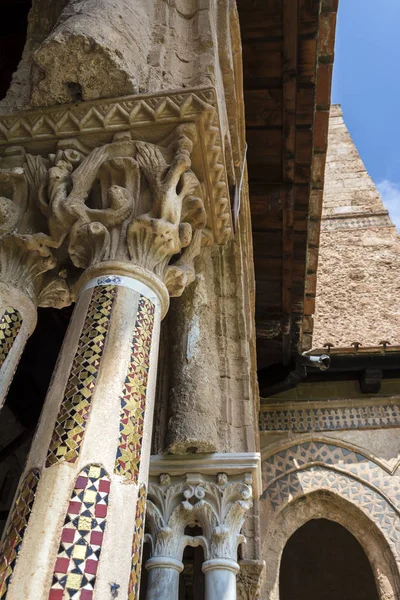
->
[0, 148, 70, 307]
[18, 124, 207, 297]
[146, 472, 253, 562]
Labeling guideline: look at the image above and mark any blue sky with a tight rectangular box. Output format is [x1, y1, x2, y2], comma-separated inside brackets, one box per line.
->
[331, 0, 400, 230]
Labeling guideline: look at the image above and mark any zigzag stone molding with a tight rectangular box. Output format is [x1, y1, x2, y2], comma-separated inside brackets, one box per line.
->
[0, 87, 231, 244]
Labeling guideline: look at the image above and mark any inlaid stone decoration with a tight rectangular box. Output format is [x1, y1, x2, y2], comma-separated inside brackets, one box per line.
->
[0, 308, 23, 369]
[0, 469, 40, 599]
[49, 465, 110, 600]
[115, 296, 155, 481]
[259, 402, 400, 433]
[46, 285, 117, 466]
[127, 484, 147, 600]
[321, 213, 392, 231]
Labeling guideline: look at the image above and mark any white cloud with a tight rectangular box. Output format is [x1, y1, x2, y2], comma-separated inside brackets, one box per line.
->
[376, 179, 400, 231]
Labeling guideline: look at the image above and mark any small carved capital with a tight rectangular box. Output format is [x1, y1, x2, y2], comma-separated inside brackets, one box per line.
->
[146, 472, 253, 562]
[0, 148, 70, 307]
[237, 560, 266, 600]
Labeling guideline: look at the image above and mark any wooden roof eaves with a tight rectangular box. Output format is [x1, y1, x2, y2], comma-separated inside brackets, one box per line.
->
[301, 0, 338, 352]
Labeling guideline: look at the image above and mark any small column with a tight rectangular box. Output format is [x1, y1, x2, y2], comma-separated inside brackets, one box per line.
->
[145, 557, 183, 600]
[202, 559, 239, 600]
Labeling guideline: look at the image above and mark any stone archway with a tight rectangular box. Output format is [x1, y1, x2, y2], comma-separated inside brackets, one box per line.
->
[261, 491, 400, 600]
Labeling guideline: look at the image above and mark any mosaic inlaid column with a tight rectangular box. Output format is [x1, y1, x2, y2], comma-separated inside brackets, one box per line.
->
[2, 265, 168, 600]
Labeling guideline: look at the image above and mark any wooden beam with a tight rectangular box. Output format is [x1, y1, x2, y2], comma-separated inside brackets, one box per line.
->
[281, 0, 298, 362]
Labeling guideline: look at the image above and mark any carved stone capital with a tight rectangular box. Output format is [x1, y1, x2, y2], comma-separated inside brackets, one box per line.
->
[0, 147, 69, 307]
[237, 560, 266, 600]
[0, 89, 232, 301]
[146, 472, 253, 562]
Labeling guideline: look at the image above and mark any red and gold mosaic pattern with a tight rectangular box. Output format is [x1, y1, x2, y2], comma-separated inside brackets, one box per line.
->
[114, 296, 154, 481]
[0, 469, 40, 599]
[127, 484, 147, 600]
[0, 307, 23, 369]
[46, 286, 117, 467]
[49, 465, 110, 600]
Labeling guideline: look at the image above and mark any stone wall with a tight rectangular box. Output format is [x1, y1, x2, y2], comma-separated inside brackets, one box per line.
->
[313, 105, 400, 347]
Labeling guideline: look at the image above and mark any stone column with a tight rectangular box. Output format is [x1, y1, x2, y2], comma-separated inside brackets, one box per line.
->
[0, 123, 215, 600]
[0, 148, 70, 409]
[2, 264, 167, 600]
[203, 559, 239, 600]
[145, 557, 183, 600]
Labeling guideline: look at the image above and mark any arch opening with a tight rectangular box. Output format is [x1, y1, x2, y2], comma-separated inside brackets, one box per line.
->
[279, 518, 379, 600]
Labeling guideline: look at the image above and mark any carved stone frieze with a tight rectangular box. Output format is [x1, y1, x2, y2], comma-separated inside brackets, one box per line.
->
[146, 472, 253, 562]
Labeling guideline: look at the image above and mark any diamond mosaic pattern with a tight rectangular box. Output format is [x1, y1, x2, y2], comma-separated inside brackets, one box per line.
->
[95, 276, 122, 286]
[0, 307, 22, 369]
[46, 286, 117, 467]
[0, 469, 40, 599]
[259, 404, 400, 432]
[263, 442, 377, 488]
[115, 296, 154, 481]
[264, 467, 400, 556]
[263, 441, 400, 513]
[128, 485, 147, 600]
[49, 465, 110, 600]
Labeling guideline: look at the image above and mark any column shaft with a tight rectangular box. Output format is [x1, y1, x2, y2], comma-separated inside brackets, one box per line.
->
[0, 282, 37, 409]
[0, 271, 164, 600]
[145, 557, 183, 600]
[202, 559, 240, 600]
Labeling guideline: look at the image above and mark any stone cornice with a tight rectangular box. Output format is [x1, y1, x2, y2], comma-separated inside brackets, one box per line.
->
[0, 87, 231, 245]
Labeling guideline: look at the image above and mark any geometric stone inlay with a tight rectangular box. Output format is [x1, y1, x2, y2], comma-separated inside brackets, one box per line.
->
[0, 307, 23, 369]
[259, 403, 400, 433]
[49, 465, 110, 600]
[127, 484, 147, 600]
[46, 286, 117, 467]
[263, 466, 400, 560]
[263, 440, 400, 513]
[0, 469, 40, 599]
[114, 297, 154, 482]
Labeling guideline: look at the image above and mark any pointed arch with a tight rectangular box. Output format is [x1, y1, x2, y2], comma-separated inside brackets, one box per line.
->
[261, 491, 400, 600]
